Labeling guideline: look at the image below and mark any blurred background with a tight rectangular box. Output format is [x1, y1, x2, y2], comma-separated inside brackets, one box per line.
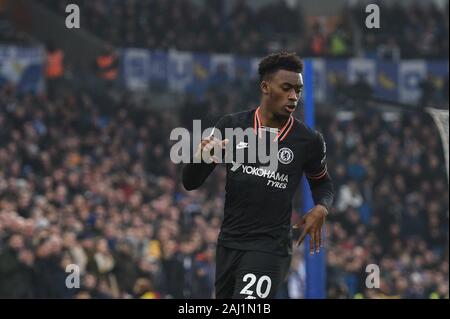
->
[0, 0, 448, 299]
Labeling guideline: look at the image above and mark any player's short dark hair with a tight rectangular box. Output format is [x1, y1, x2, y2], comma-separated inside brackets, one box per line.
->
[258, 51, 303, 82]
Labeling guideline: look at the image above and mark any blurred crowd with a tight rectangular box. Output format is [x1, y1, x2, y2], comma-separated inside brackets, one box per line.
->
[349, 1, 449, 59]
[318, 106, 449, 298]
[0, 9, 36, 45]
[0, 83, 246, 299]
[38, 0, 449, 59]
[0, 79, 448, 298]
[40, 0, 302, 55]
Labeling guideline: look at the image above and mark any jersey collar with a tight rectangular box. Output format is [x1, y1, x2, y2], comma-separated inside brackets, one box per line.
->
[253, 106, 294, 142]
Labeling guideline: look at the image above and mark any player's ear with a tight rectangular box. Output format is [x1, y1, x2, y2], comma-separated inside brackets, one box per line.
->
[261, 81, 270, 95]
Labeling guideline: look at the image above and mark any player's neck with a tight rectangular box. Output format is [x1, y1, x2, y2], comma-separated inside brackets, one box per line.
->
[258, 105, 289, 130]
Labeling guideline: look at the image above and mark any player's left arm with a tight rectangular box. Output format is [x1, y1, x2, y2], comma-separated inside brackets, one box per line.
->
[293, 131, 334, 254]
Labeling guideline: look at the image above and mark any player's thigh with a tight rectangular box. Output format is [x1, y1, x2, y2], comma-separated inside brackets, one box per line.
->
[215, 245, 243, 299]
[232, 251, 291, 299]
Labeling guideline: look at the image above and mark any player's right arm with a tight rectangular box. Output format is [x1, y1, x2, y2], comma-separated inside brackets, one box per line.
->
[181, 136, 228, 190]
[182, 115, 230, 190]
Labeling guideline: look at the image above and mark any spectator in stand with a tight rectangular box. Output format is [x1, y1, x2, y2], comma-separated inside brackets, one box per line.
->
[45, 42, 65, 99]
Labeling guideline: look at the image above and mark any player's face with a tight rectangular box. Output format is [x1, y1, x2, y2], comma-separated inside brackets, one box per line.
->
[264, 69, 303, 118]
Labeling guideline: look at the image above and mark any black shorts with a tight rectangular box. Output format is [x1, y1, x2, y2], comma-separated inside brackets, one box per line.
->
[215, 244, 291, 299]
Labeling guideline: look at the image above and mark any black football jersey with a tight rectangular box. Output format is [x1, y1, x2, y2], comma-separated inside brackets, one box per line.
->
[209, 107, 330, 256]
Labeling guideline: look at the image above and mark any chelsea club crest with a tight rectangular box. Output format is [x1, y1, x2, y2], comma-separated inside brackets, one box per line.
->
[277, 147, 294, 164]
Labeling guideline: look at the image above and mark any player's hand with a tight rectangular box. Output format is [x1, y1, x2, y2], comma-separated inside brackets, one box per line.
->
[194, 136, 229, 164]
[292, 205, 328, 254]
